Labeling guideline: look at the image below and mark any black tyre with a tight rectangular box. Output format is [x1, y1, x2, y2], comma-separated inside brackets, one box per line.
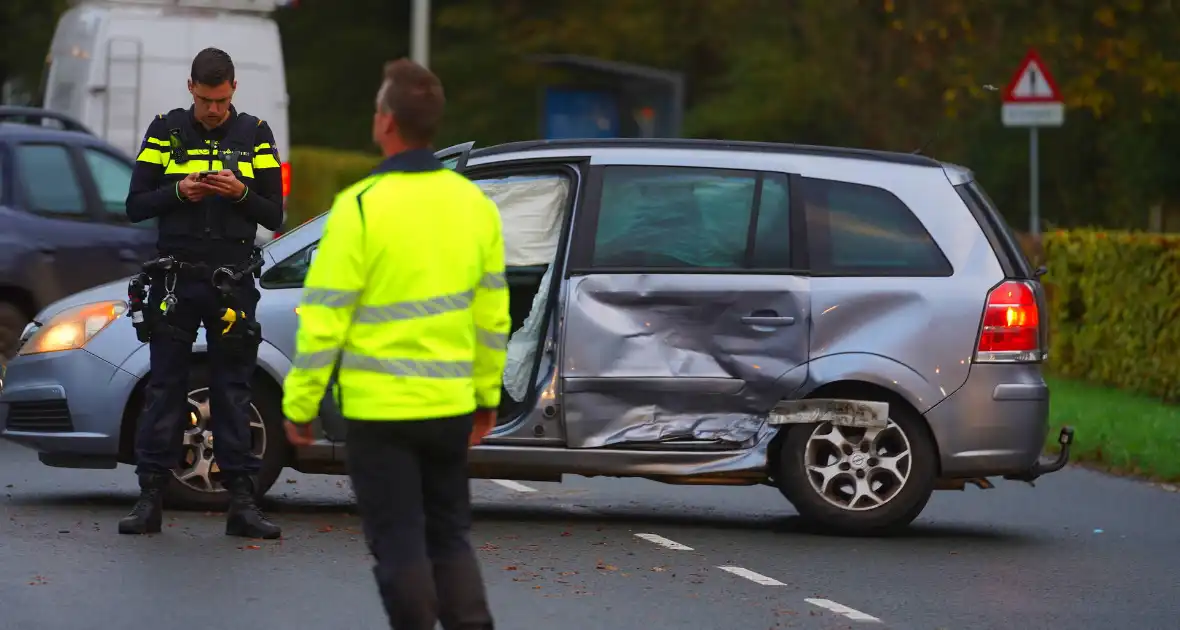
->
[162, 363, 287, 510]
[0, 302, 29, 360]
[776, 398, 938, 536]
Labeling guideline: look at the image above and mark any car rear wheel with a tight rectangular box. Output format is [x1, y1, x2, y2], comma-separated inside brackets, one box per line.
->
[0, 302, 28, 360]
[775, 399, 937, 536]
[163, 364, 286, 510]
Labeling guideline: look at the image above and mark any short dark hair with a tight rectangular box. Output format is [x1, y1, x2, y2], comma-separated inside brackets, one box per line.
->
[378, 58, 445, 146]
[191, 47, 235, 86]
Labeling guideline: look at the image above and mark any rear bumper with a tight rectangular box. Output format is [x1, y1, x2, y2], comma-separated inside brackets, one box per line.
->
[0, 349, 134, 462]
[924, 363, 1052, 478]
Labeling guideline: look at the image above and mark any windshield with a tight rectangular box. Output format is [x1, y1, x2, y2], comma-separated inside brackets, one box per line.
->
[265, 211, 327, 249]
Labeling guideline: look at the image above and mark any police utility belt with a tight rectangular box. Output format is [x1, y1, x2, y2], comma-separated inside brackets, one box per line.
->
[124, 250, 264, 351]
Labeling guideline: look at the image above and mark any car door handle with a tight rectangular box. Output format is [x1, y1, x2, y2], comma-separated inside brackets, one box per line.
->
[741, 315, 796, 326]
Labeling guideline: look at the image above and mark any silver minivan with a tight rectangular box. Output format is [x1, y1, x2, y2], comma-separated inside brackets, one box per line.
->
[0, 138, 1072, 535]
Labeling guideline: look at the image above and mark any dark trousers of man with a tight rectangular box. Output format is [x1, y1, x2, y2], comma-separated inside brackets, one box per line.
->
[346, 414, 494, 630]
[135, 271, 261, 480]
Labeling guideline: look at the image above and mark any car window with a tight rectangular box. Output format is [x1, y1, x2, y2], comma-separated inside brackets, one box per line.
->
[259, 242, 317, 289]
[751, 174, 791, 268]
[803, 177, 951, 276]
[83, 148, 133, 216]
[588, 166, 793, 270]
[15, 143, 87, 216]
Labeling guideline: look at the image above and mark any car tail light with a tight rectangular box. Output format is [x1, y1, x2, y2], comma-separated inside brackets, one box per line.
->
[975, 280, 1042, 363]
[281, 161, 291, 198]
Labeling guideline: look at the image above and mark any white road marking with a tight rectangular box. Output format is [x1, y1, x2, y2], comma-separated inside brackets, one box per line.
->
[716, 565, 786, 586]
[804, 598, 882, 622]
[490, 479, 536, 493]
[634, 533, 694, 551]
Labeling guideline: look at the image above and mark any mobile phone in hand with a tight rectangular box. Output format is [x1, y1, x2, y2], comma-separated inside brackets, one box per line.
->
[197, 170, 218, 180]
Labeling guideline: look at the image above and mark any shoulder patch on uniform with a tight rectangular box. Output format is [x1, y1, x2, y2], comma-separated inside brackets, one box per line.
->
[257, 119, 265, 126]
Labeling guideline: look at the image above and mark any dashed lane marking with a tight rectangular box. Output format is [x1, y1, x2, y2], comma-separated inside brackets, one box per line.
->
[717, 565, 786, 586]
[490, 479, 537, 493]
[804, 598, 882, 623]
[634, 533, 694, 551]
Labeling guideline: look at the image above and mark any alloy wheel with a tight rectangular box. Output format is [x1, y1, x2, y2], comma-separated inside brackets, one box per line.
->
[174, 387, 266, 493]
[803, 420, 912, 512]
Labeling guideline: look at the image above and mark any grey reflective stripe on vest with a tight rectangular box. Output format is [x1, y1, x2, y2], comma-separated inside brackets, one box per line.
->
[301, 288, 361, 308]
[292, 348, 340, 369]
[355, 290, 474, 324]
[292, 349, 473, 379]
[342, 351, 473, 378]
[479, 272, 507, 290]
[475, 326, 508, 350]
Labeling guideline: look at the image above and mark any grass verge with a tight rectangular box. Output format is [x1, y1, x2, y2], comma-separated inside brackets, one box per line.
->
[1047, 376, 1180, 482]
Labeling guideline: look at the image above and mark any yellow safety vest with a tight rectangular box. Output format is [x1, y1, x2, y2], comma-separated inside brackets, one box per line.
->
[281, 151, 510, 423]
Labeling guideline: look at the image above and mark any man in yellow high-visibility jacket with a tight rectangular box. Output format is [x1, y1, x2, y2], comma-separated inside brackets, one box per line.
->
[281, 58, 508, 630]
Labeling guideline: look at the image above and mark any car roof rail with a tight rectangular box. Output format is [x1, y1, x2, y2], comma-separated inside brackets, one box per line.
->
[472, 137, 943, 168]
[0, 107, 94, 135]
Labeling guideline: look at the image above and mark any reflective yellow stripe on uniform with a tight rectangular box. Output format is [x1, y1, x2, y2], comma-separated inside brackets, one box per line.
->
[253, 153, 280, 169]
[163, 158, 255, 179]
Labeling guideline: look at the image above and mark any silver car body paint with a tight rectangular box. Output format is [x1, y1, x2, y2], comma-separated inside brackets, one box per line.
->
[1, 140, 1050, 490]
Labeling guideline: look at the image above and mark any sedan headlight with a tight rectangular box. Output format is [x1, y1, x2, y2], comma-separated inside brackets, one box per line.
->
[18, 300, 127, 356]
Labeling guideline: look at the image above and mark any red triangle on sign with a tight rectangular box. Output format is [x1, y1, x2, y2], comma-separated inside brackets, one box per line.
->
[1002, 48, 1062, 103]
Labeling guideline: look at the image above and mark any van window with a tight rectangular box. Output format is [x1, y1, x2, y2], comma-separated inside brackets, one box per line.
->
[587, 166, 793, 270]
[803, 177, 951, 276]
[15, 144, 87, 216]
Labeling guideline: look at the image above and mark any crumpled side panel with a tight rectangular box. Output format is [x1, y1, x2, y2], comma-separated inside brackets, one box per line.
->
[561, 273, 811, 449]
[562, 390, 771, 447]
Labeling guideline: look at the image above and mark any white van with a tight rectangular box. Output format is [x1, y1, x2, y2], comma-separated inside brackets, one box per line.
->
[42, 0, 292, 243]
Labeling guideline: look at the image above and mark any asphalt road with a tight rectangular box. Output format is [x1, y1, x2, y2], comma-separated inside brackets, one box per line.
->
[2, 439, 1179, 630]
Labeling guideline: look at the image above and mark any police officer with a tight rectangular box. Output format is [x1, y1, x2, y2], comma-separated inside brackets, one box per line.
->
[119, 47, 284, 539]
[282, 58, 508, 630]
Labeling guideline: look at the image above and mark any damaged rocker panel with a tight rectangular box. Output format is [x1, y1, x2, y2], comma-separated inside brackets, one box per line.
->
[767, 398, 890, 429]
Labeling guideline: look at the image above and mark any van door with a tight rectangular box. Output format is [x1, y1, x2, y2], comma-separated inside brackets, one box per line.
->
[559, 164, 810, 449]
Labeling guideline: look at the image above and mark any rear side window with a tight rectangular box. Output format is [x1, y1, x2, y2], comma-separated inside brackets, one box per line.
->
[955, 181, 1034, 278]
[15, 143, 86, 216]
[82, 148, 133, 216]
[803, 177, 951, 276]
[585, 165, 793, 270]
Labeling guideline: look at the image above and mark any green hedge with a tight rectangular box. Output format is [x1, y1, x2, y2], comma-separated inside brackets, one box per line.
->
[286, 146, 380, 227]
[1037, 230, 1180, 402]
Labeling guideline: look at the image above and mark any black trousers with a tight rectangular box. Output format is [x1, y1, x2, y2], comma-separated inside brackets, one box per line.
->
[346, 415, 494, 630]
[133, 272, 261, 479]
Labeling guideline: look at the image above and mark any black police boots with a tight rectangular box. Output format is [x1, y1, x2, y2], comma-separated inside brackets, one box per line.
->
[223, 476, 282, 540]
[118, 472, 167, 535]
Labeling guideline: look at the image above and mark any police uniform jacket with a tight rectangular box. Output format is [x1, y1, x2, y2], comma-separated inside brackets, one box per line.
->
[281, 148, 512, 424]
[125, 105, 284, 266]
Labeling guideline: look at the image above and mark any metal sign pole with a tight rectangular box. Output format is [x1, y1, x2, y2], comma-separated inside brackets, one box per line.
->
[411, 0, 430, 68]
[1000, 48, 1063, 239]
[1029, 126, 1039, 236]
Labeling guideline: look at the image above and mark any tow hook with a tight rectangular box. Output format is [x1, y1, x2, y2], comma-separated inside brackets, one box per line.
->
[1003, 426, 1075, 486]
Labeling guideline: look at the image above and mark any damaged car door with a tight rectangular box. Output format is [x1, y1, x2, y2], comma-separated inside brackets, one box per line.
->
[559, 164, 810, 449]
